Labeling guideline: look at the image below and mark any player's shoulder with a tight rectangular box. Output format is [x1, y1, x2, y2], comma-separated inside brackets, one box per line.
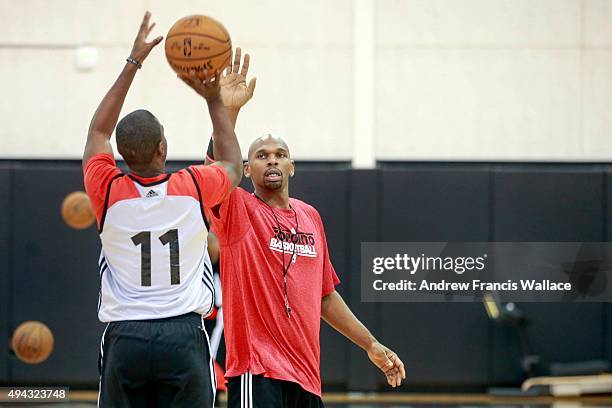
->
[172, 166, 219, 185]
[83, 153, 119, 174]
[186, 163, 228, 175]
[83, 153, 123, 193]
[172, 167, 194, 179]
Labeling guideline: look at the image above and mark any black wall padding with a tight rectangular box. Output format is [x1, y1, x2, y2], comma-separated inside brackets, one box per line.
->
[603, 168, 612, 368]
[0, 167, 11, 382]
[493, 167, 603, 241]
[10, 166, 106, 384]
[491, 168, 606, 384]
[346, 170, 383, 391]
[0, 161, 608, 390]
[379, 169, 491, 385]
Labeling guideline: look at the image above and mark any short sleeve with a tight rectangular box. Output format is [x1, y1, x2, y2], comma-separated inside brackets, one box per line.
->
[83, 153, 121, 224]
[209, 188, 252, 246]
[188, 164, 232, 209]
[313, 209, 341, 297]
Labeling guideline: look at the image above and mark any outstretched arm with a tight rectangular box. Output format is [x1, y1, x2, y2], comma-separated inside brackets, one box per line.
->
[180, 69, 243, 189]
[321, 290, 406, 387]
[83, 11, 162, 168]
[205, 48, 256, 165]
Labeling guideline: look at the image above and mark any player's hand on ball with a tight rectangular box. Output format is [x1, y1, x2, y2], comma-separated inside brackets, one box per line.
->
[130, 11, 163, 65]
[220, 47, 257, 110]
[180, 70, 222, 102]
[367, 342, 406, 387]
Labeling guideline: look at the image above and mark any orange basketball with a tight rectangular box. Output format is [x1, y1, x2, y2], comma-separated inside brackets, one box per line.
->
[165, 15, 232, 80]
[61, 191, 95, 229]
[11, 321, 54, 364]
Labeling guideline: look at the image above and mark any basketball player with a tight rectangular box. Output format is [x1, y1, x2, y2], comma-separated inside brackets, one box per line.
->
[82, 12, 242, 407]
[199, 49, 406, 407]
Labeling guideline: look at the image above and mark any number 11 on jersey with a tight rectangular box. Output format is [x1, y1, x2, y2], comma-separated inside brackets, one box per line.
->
[131, 229, 180, 286]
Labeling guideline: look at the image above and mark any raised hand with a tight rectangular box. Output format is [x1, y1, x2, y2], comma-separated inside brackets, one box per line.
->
[129, 11, 163, 65]
[219, 47, 257, 111]
[367, 342, 406, 388]
[179, 70, 222, 102]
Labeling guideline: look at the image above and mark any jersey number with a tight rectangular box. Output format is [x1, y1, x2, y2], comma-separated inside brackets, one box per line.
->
[131, 229, 180, 286]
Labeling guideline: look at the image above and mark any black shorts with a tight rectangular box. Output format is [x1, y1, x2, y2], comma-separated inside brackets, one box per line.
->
[98, 312, 215, 408]
[227, 373, 324, 408]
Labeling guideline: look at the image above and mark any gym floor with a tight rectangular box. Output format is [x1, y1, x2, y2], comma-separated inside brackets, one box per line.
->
[2, 392, 611, 407]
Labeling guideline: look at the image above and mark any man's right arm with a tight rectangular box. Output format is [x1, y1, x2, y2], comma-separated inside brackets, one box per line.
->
[180, 70, 243, 188]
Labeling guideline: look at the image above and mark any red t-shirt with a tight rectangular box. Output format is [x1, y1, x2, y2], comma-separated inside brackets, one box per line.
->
[83, 153, 230, 227]
[210, 187, 340, 397]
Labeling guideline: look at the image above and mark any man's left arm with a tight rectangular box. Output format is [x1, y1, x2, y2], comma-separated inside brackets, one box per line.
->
[204, 48, 256, 166]
[83, 11, 162, 168]
[321, 290, 406, 387]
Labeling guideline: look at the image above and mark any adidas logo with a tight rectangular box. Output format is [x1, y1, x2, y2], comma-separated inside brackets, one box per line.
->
[145, 190, 159, 198]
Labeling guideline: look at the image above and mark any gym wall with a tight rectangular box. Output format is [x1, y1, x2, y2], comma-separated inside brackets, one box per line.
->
[0, 160, 609, 390]
[2, 1, 612, 161]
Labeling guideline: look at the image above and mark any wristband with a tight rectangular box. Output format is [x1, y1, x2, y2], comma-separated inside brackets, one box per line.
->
[126, 57, 142, 69]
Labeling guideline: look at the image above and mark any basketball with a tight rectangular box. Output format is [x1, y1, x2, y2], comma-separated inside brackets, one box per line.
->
[11, 321, 54, 364]
[165, 15, 232, 80]
[61, 191, 95, 229]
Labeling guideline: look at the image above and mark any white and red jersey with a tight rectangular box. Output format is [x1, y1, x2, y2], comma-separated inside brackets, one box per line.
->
[84, 153, 231, 322]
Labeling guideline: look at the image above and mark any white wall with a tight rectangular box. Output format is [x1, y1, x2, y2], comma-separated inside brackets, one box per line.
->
[1, 0, 611, 162]
[376, 0, 585, 161]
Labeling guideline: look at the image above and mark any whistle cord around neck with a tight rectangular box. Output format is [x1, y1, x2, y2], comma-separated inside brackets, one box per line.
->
[255, 194, 299, 318]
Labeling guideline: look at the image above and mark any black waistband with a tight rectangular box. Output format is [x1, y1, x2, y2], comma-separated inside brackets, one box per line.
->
[116, 312, 202, 324]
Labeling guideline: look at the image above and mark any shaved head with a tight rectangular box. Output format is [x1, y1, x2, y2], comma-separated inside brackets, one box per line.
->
[248, 134, 290, 160]
[244, 133, 295, 195]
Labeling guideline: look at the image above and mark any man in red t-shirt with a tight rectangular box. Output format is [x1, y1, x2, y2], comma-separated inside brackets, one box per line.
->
[207, 49, 406, 407]
[83, 12, 243, 407]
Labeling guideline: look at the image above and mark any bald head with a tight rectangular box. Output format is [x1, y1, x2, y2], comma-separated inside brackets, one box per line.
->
[244, 133, 295, 194]
[248, 134, 290, 160]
